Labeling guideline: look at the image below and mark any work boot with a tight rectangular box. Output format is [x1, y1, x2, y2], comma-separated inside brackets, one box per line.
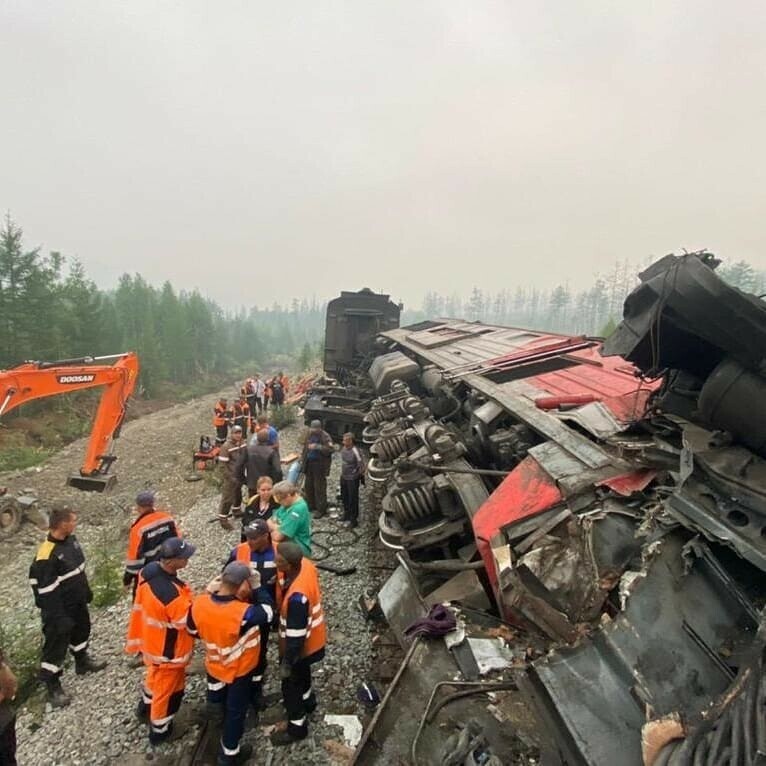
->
[216, 743, 253, 765]
[75, 653, 107, 675]
[45, 679, 71, 708]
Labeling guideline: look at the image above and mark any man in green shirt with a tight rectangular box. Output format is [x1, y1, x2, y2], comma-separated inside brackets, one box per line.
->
[267, 481, 312, 557]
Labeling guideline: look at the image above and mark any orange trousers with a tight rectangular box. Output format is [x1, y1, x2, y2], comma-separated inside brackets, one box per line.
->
[142, 664, 186, 743]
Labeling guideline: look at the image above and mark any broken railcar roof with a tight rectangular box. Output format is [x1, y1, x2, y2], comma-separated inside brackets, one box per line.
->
[380, 319, 656, 426]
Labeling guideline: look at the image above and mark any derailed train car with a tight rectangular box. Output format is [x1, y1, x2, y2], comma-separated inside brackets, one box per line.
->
[312, 253, 766, 766]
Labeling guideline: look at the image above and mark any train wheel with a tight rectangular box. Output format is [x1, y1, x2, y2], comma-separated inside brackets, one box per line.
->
[0, 496, 22, 540]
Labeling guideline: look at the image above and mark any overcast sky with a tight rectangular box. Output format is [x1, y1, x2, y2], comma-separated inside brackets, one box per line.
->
[2, 2, 765, 309]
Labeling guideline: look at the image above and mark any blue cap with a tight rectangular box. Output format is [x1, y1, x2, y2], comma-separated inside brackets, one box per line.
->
[159, 537, 195, 560]
[136, 490, 156, 507]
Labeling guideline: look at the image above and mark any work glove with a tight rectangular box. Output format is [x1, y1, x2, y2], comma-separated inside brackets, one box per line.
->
[206, 575, 223, 595]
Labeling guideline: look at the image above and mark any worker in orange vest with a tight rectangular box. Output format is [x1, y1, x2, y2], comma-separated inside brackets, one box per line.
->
[127, 537, 195, 745]
[271, 541, 326, 746]
[225, 520, 277, 708]
[123, 490, 179, 596]
[213, 398, 229, 445]
[232, 393, 251, 435]
[188, 562, 274, 766]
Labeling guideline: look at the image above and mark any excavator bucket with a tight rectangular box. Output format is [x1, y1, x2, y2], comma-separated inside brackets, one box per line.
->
[67, 474, 117, 493]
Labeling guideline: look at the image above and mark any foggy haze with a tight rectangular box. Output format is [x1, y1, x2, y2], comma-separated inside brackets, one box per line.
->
[2, 2, 765, 309]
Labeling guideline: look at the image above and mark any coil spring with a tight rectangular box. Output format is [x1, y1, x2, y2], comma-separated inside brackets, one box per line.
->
[393, 484, 438, 528]
[366, 406, 392, 427]
[373, 433, 410, 462]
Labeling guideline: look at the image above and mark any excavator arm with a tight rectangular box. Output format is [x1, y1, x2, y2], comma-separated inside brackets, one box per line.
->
[0, 352, 139, 492]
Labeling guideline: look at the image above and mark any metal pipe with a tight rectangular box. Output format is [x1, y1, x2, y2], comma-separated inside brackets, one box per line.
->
[0, 391, 14, 417]
[403, 459, 510, 478]
[351, 637, 420, 765]
[404, 558, 485, 573]
[411, 680, 518, 766]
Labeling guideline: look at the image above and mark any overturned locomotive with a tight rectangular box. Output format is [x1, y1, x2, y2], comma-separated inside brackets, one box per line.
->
[311, 254, 766, 766]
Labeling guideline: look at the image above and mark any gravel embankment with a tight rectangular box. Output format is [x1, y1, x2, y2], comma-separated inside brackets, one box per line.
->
[5, 395, 385, 765]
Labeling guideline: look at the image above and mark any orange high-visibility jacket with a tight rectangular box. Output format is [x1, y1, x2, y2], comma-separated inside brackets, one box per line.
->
[213, 401, 228, 427]
[124, 510, 178, 580]
[276, 559, 326, 659]
[189, 594, 263, 683]
[126, 563, 194, 666]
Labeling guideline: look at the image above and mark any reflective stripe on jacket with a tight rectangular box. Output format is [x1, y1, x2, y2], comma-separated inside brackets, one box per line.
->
[126, 563, 194, 666]
[124, 510, 178, 576]
[189, 594, 262, 683]
[213, 402, 227, 426]
[276, 559, 326, 659]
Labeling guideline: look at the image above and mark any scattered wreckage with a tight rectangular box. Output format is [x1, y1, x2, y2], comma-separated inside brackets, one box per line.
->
[308, 255, 766, 765]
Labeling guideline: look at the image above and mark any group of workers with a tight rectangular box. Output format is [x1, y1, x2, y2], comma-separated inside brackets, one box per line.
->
[213, 373, 289, 446]
[25, 483, 326, 766]
[13, 393, 365, 766]
[215, 405, 365, 530]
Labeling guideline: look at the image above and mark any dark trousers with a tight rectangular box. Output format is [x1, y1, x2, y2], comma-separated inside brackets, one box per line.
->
[215, 423, 228, 444]
[0, 710, 16, 766]
[254, 396, 263, 414]
[219, 477, 242, 516]
[281, 658, 316, 739]
[207, 672, 252, 760]
[304, 463, 328, 516]
[340, 478, 361, 523]
[251, 627, 269, 706]
[40, 601, 91, 681]
[246, 395, 257, 420]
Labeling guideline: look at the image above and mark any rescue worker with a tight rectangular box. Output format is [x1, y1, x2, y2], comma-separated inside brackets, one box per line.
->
[218, 425, 247, 530]
[29, 507, 106, 708]
[0, 647, 18, 766]
[339, 433, 365, 528]
[232, 394, 251, 435]
[272, 373, 287, 408]
[213, 398, 229, 445]
[244, 378, 257, 419]
[123, 490, 179, 595]
[188, 562, 274, 766]
[253, 374, 265, 414]
[263, 378, 272, 412]
[241, 476, 279, 539]
[245, 429, 282, 495]
[128, 537, 195, 745]
[271, 541, 326, 746]
[225, 519, 277, 707]
[300, 420, 333, 518]
[267, 481, 312, 557]
[253, 414, 279, 450]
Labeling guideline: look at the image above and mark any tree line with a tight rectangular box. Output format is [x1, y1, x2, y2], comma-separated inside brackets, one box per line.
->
[2, 214, 763, 397]
[406, 256, 766, 336]
[0, 215, 325, 396]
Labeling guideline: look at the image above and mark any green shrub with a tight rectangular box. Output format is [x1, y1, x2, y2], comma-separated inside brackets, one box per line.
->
[0, 446, 55, 472]
[270, 405, 298, 430]
[0, 615, 42, 702]
[89, 531, 124, 608]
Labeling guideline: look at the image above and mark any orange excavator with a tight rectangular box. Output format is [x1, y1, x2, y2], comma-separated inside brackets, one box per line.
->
[0, 352, 140, 492]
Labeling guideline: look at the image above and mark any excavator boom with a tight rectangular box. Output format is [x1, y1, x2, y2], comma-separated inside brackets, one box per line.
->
[0, 352, 140, 492]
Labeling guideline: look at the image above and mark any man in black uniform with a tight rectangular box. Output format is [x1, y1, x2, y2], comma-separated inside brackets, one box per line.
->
[217, 425, 247, 530]
[29, 507, 106, 707]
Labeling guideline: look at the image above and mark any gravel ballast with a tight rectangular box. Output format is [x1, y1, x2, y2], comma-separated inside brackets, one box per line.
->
[2, 393, 386, 765]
